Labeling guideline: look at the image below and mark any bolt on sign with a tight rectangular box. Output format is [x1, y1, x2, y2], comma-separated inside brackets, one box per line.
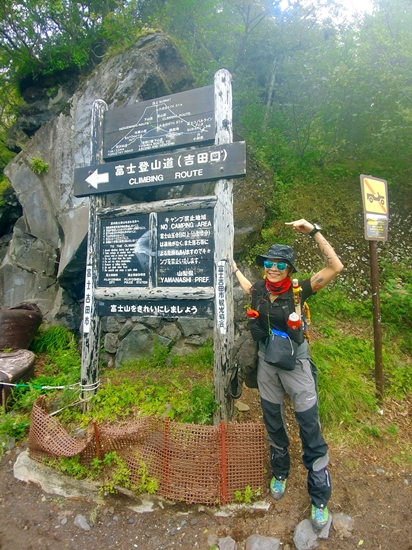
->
[360, 174, 389, 241]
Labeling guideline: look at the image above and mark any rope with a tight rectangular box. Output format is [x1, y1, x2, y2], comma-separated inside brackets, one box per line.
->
[80, 380, 100, 392]
[0, 381, 81, 390]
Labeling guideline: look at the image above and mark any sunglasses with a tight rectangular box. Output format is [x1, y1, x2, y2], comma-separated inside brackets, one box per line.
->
[263, 260, 288, 270]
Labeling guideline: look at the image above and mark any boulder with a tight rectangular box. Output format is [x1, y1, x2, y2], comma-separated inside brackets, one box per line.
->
[2, 33, 196, 324]
[115, 324, 171, 367]
[0, 303, 42, 350]
[1, 31, 272, 357]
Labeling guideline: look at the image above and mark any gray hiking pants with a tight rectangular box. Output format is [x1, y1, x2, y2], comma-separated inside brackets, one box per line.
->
[257, 352, 331, 508]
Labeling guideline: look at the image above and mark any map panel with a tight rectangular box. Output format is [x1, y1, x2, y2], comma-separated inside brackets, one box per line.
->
[103, 86, 214, 159]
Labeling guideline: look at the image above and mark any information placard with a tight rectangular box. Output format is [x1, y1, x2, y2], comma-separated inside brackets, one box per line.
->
[157, 209, 214, 287]
[98, 299, 214, 318]
[98, 206, 215, 290]
[103, 86, 214, 159]
[360, 174, 389, 241]
[99, 214, 150, 287]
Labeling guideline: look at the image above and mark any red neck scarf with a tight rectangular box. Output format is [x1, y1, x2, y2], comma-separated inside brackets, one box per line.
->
[265, 276, 292, 295]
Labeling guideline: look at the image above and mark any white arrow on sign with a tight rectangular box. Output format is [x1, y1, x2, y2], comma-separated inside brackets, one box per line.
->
[85, 169, 109, 189]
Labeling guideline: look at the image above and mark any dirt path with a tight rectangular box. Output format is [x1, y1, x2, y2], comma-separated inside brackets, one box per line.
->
[1, 390, 411, 550]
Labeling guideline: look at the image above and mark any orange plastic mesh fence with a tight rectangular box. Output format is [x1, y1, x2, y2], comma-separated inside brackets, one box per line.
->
[28, 397, 91, 458]
[28, 397, 268, 505]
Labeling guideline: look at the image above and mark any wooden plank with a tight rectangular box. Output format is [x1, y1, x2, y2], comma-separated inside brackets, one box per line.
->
[80, 99, 107, 409]
[213, 69, 235, 424]
[97, 195, 217, 217]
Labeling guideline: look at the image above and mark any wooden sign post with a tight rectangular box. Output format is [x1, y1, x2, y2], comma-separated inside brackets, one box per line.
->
[80, 99, 107, 409]
[79, 71, 244, 421]
[213, 69, 235, 423]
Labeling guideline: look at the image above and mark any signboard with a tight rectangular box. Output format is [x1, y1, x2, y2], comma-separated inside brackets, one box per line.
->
[360, 174, 389, 241]
[98, 299, 214, 318]
[83, 265, 93, 333]
[99, 214, 150, 287]
[216, 260, 227, 334]
[103, 86, 214, 160]
[74, 142, 246, 197]
[157, 209, 214, 286]
[98, 207, 214, 289]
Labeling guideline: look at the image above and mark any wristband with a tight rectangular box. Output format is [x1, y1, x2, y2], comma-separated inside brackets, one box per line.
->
[308, 223, 321, 237]
[233, 268, 239, 275]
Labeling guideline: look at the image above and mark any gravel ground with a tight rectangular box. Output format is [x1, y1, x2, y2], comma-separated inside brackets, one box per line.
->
[1, 390, 412, 550]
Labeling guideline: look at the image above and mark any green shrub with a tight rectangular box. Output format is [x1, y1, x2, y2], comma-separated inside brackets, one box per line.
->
[380, 278, 412, 329]
[313, 351, 377, 430]
[31, 325, 76, 354]
[0, 407, 29, 440]
[387, 364, 412, 398]
[30, 157, 49, 175]
[3, 327, 81, 431]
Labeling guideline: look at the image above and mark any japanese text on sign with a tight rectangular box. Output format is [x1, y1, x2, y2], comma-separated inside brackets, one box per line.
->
[98, 299, 214, 319]
[157, 209, 214, 287]
[83, 265, 93, 333]
[99, 215, 150, 287]
[113, 148, 228, 185]
[216, 261, 227, 334]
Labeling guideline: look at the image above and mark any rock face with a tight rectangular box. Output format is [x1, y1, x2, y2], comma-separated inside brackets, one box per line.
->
[1, 32, 269, 354]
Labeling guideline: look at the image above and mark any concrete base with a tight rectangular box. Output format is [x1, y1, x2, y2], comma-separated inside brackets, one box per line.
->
[13, 450, 101, 502]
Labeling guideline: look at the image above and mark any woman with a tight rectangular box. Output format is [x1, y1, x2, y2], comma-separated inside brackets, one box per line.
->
[233, 218, 343, 531]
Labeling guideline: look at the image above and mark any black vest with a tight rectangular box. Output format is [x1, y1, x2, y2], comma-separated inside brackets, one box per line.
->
[248, 279, 304, 345]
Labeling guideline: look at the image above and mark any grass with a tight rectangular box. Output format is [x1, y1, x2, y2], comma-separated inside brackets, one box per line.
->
[304, 285, 412, 453]
[0, 298, 411, 473]
[66, 339, 216, 427]
[0, 332, 216, 451]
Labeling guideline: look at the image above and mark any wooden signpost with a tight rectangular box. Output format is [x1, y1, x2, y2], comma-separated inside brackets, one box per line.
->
[80, 99, 107, 407]
[78, 70, 244, 421]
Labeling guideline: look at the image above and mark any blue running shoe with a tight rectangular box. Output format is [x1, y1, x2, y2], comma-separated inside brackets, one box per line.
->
[311, 504, 329, 530]
[269, 476, 287, 500]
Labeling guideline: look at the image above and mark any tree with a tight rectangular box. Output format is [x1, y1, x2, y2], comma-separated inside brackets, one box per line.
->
[0, 0, 146, 84]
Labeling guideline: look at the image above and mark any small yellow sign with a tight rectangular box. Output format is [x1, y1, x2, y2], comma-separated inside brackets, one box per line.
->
[360, 174, 389, 241]
[362, 177, 387, 214]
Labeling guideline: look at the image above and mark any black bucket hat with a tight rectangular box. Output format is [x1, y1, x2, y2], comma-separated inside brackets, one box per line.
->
[256, 244, 298, 273]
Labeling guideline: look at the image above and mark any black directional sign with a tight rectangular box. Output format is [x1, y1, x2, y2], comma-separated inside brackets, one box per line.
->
[103, 86, 214, 160]
[98, 299, 214, 319]
[74, 141, 246, 197]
